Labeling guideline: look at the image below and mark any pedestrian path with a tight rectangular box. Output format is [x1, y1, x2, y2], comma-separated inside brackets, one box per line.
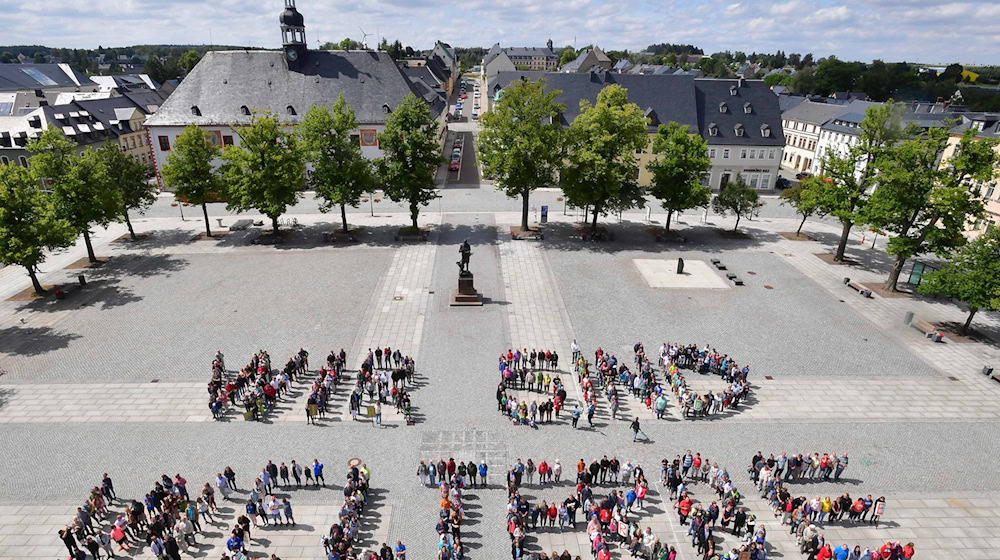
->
[0, 383, 211, 423]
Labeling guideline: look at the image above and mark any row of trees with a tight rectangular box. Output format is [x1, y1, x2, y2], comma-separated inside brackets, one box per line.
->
[0, 93, 441, 296]
[478, 78, 759, 234]
[779, 102, 999, 316]
[0, 130, 156, 293]
[162, 93, 441, 238]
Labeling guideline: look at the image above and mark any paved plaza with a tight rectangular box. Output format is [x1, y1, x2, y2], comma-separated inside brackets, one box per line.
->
[2, 189, 1000, 559]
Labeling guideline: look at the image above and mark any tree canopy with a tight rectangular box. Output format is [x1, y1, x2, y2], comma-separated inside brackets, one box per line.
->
[918, 227, 1000, 335]
[560, 84, 649, 231]
[478, 78, 565, 230]
[377, 94, 442, 230]
[161, 125, 222, 236]
[779, 177, 826, 235]
[645, 121, 712, 231]
[98, 142, 156, 241]
[711, 176, 762, 232]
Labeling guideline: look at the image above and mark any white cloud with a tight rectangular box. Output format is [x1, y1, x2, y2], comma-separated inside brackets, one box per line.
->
[1, 0, 998, 64]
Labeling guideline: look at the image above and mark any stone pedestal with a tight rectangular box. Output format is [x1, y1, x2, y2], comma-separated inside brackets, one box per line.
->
[451, 272, 483, 306]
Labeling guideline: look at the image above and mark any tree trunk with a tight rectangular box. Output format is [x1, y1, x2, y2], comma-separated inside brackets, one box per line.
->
[834, 220, 852, 261]
[521, 191, 530, 231]
[340, 203, 349, 234]
[884, 255, 907, 292]
[201, 203, 212, 237]
[665, 209, 673, 232]
[796, 214, 807, 236]
[733, 213, 741, 232]
[271, 216, 280, 235]
[410, 203, 419, 230]
[961, 307, 978, 335]
[26, 266, 45, 295]
[124, 206, 136, 241]
[591, 202, 600, 231]
[82, 230, 97, 263]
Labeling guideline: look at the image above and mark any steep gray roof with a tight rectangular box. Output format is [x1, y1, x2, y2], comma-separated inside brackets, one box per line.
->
[493, 70, 699, 132]
[0, 63, 95, 92]
[694, 79, 785, 146]
[146, 50, 439, 127]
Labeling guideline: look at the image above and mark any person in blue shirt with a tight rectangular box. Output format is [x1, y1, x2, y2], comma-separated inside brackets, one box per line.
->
[312, 459, 325, 486]
[226, 534, 243, 552]
[478, 462, 488, 488]
[833, 544, 850, 560]
[394, 540, 406, 559]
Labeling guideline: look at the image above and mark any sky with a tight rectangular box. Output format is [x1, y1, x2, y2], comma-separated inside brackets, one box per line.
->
[1, 0, 999, 65]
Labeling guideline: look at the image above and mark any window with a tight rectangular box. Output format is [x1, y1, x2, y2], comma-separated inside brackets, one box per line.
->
[723, 149, 729, 159]
[769, 149, 776, 159]
[719, 102, 728, 113]
[209, 131, 222, 146]
[0, 156, 8, 165]
[734, 124, 744, 137]
[749, 175, 758, 189]
[286, 105, 296, 116]
[130, 137, 136, 149]
[748, 150, 755, 159]
[987, 184, 996, 199]
[709, 149, 716, 158]
[740, 149, 747, 159]
[158, 136, 170, 151]
[240, 105, 251, 116]
[761, 174, 770, 189]
[223, 135, 234, 146]
[743, 102, 752, 114]
[190, 105, 201, 116]
[19, 156, 28, 167]
[758, 150, 765, 159]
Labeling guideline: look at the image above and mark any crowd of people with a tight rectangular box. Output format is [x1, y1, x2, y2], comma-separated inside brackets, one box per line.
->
[206, 348, 312, 421]
[418, 459, 489, 488]
[320, 461, 373, 559]
[748, 452, 913, 559]
[305, 349, 348, 423]
[659, 451, 767, 560]
[496, 348, 577, 429]
[431, 462, 468, 559]
[57, 474, 120, 559]
[502, 455, 674, 560]
[349, 346, 415, 424]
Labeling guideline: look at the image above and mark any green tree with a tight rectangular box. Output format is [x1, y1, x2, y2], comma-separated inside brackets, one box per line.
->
[178, 49, 202, 74]
[764, 73, 793, 88]
[779, 177, 826, 235]
[0, 163, 76, 294]
[711, 176, 761, 231]
[559, 47, 577, 67]
[221, 112, 305, 235]
[645, 122, 711, 231]
[561, 84, 649, 232]
[98, 142, 156, 241]
[478, 78, 565, 231]
[298, 98, 374, 233]
[813, 102, 906, 261]
[918, 227, 1000, 334]
[27, 128, 120, 263]
[161, 125, 222, 236]
[864, 127, 999, 291]
[377, 94, 443, 230]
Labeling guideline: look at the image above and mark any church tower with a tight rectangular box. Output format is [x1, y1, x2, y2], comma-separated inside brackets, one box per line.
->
[280, 0, 307, 69]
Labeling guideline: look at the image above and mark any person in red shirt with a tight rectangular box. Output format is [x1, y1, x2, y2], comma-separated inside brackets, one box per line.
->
[902, 542, 915, 559]
[879, 542, 892, 559]
[816, 544, 833, 560]
[547, 504, 558, 527]
[678, 495, 693, 524]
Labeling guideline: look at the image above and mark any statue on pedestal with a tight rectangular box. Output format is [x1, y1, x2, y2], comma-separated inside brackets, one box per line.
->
[451, 239, 483, 306]
[457, 239, 472, 275]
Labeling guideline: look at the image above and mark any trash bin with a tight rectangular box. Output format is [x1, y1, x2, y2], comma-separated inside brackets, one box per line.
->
[903, 311, 914, 325]
[983, 366, 993, 376]
[540, 205, 548, 224]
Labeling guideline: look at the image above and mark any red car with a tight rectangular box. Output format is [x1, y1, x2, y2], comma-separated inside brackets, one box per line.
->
[460, 93, 468, 99]
[449, 161, 460, 171]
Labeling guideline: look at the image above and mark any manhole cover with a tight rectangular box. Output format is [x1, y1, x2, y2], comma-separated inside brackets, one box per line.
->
[347, 457, 362, 468]
[764, 376, 773, 380]
[764, 285, 773, 290]
[150, 378, 160, 383]
[393, 296, 403, 301]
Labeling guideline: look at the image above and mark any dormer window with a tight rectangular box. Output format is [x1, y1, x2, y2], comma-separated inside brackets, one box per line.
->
[708, 122, 718, 137]
[734, 123, 745, 137]
[286, 105, 296, 116]
[382, 103, 391, 114]
[240, 105, 251, 116]
[760, 124, 771, 137]
[190, 106, 201, 116]
[744, 102, 752, 114]
[729, 85, 738, 96]
[719, 102, 728, 114]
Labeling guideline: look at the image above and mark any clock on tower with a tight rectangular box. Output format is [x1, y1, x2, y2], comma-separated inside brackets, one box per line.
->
[279, 0, 306, 69]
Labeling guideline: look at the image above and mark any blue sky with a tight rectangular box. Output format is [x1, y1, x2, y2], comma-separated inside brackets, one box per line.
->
[1, 0, 998, 65]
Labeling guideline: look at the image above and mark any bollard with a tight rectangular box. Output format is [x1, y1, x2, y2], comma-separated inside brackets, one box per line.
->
[843, 277, 851, 285]
[903, 311, 914, 325]
[77, 274, 86, 286]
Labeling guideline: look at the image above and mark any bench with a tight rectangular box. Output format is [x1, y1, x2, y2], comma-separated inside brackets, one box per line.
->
[842, 277, 873, 298]
[229, 219, 254, 231]
[910, 318, 943, 342]
[712, 259, 727, 270]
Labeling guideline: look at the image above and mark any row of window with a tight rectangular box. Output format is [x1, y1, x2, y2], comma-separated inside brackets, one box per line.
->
[708, 148, 777, 160]
[120, 134, 145, 151]
[157, 129, 382, 152]
[715, 171, 772, 190]
[782, 119, 817, 134]
[786, 134, 816, 151]
[0, 155, 29, 167]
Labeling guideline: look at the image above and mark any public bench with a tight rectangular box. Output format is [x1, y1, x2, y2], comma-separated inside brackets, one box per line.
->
[843, 277, 873, 298]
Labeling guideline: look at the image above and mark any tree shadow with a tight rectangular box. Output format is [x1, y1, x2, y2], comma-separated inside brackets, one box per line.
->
[0, 326, 81, 356]
[537, 221, 778, 254]
[113, 228, 197, 250]
[83, 253, 189, 280]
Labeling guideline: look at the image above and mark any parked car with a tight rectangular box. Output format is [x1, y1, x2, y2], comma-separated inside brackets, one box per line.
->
[449, 161, 460, 171]
[795, 171, 812, 180]
[472, 112, 479, 120]
[775, 177, 791, 189]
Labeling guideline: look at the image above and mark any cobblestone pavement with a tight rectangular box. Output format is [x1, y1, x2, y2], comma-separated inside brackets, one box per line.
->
[3, 208, 1000, 560]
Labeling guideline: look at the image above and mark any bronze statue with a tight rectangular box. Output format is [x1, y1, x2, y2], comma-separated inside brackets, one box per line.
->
[457, 240, 472, 274]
